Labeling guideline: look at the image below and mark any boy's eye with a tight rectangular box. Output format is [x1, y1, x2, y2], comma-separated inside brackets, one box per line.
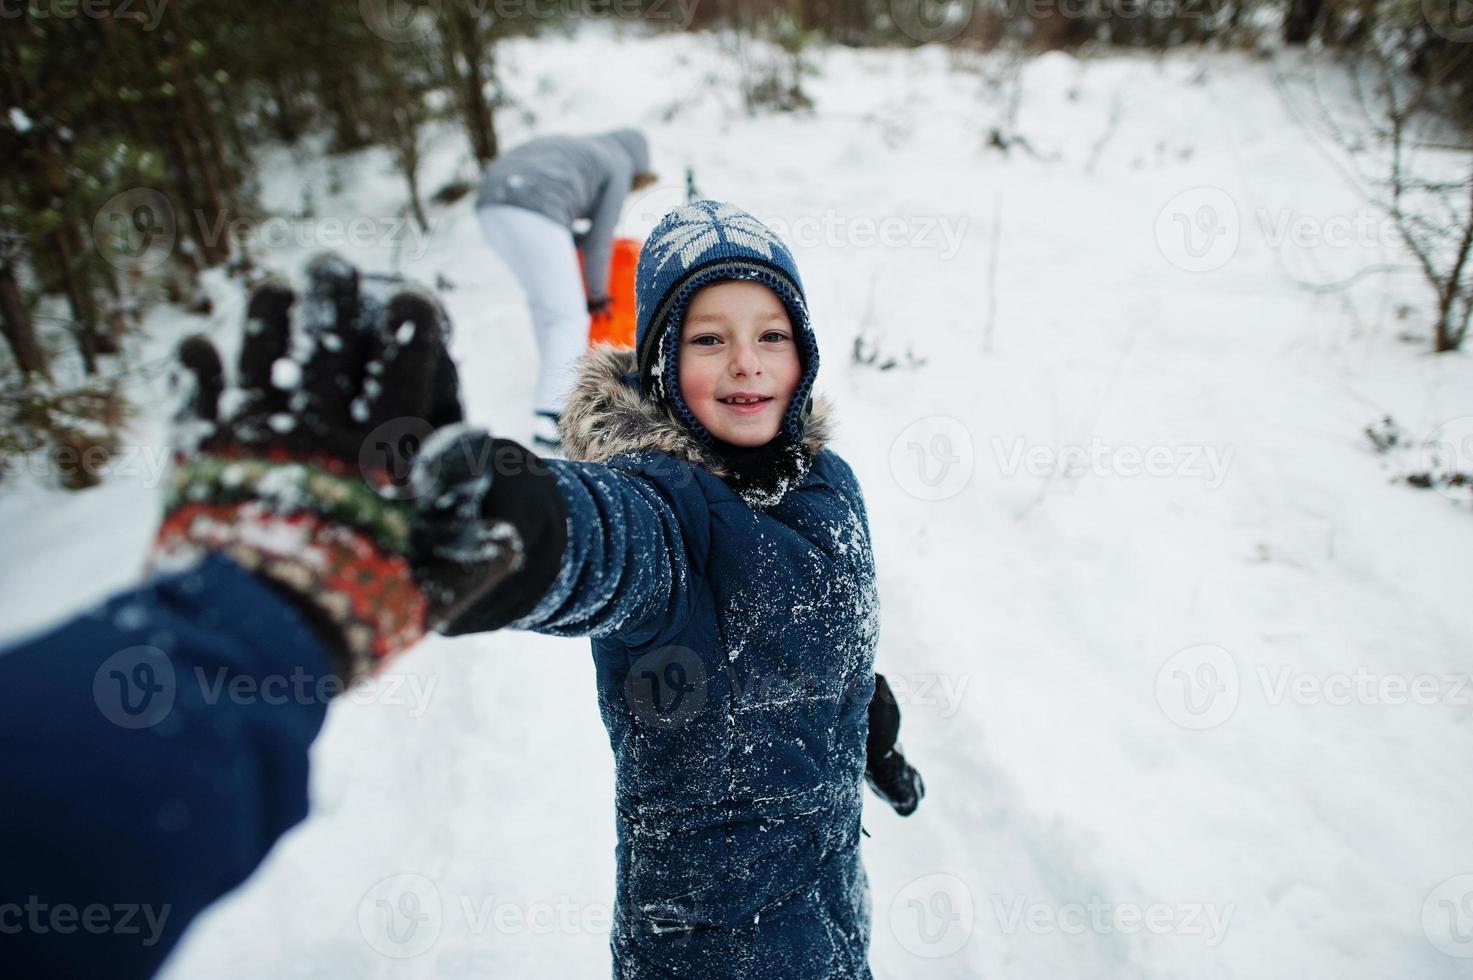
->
[761, 331, 791, 343]
[690, 335, 721, 346]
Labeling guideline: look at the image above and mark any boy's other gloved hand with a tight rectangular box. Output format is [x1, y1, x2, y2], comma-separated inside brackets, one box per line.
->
[152, 254, 524, 682]
[865, 672, 926, 817]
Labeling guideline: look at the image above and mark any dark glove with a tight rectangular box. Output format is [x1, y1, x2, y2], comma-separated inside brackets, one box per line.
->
[865, 673, 925, 816]
[152, 254, 522, 681]
[431, 436, 569, 637]
[408, 430, 567, 633]
[587, 294, 613, 317]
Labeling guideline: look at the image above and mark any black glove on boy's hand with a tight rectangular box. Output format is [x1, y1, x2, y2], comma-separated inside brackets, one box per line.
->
[866, 672, 926, 817]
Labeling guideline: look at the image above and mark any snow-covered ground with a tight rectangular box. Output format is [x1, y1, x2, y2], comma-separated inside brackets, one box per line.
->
[4, 27, 1473, 979]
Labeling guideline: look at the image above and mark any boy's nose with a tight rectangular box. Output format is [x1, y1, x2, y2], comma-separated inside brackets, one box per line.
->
[729, 343, 762, 377]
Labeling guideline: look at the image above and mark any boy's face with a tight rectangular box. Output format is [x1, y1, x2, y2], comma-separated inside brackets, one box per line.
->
[677, 280, 801, 448]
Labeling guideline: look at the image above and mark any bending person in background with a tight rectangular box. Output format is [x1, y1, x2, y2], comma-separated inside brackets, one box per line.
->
[476, 128, 656, 453]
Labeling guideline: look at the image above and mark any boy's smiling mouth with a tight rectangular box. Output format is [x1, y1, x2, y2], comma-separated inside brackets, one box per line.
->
[717, 392, 775, 414]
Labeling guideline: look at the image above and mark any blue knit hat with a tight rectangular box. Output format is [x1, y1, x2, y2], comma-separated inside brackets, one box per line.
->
[633, 200, 820, 447]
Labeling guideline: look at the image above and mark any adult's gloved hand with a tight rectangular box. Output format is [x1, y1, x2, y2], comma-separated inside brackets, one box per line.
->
[152, 254, 525, 682]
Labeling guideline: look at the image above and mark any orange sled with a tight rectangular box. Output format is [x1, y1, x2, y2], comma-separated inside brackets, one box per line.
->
[579, 236, 640, 349]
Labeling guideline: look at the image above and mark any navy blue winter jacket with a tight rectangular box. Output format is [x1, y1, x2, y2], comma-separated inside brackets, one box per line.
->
[446, 345, 880, 979]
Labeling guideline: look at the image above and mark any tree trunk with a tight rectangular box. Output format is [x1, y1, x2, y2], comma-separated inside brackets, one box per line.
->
[377, 46, 429, 233]
[0, 262, 47, 380]
[324, 72, 369, 151]
[161, 120, 212, 267]
[403, 141, 429, 234]
[270, 74, 303, 143]
[167, 52, 229, 267]
[51, 228, 98, 375]
[1284, 0, 1323, 45]
[1437, 181, 1473, 352]
[447, 8, 498, 164]
[170, 0, 241, 198]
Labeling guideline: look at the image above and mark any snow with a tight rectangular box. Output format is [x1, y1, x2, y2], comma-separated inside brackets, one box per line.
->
[8, 106, 32, 133]
[3, 27, 1473, 980]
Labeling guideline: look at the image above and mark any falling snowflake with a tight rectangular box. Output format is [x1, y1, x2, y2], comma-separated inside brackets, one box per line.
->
[646, 202, 789, 276]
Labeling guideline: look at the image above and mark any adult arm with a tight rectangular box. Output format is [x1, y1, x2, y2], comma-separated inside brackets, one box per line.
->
[0, 554, 335, 978]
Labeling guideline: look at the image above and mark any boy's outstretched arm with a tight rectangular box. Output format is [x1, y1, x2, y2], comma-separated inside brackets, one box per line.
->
[440, 454, 704, 647]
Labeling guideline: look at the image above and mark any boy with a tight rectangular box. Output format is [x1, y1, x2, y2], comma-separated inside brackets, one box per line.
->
[448, 200, 922, 977]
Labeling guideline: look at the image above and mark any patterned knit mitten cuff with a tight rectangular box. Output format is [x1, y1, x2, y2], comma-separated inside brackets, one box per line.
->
[150, 450, 427, 682]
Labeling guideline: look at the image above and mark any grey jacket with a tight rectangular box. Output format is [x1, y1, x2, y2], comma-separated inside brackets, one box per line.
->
[476, 129, 651, 301]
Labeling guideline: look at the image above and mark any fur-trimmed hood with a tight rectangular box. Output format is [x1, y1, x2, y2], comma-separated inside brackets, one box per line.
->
[561, 344, 834, 506]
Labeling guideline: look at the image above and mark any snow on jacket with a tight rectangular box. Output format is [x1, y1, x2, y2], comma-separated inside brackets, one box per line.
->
[447, 344, 880, 978]
[474, 129, 650, 300]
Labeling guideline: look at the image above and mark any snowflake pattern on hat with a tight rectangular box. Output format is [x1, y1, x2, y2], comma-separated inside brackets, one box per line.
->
[646, 202, 790, 276]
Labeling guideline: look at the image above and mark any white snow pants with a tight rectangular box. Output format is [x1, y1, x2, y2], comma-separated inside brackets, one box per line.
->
[476, 204, 589, 418]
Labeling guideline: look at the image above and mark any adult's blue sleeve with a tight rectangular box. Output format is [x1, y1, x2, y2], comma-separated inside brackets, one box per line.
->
[0, 552, 335, 978]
